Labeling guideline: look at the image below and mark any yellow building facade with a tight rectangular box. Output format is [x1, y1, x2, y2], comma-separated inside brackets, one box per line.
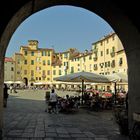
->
[14, 40, 53, 85]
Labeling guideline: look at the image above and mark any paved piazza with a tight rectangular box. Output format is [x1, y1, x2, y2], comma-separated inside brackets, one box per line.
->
[2, 89, 128, 140]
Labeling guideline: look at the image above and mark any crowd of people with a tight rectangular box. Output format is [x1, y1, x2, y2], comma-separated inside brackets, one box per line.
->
[44, 88, 127, 114]
[45, 89, 80, 113]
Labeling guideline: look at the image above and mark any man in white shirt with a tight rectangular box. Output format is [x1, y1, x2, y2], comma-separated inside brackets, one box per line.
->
[49, 88, 57, 113]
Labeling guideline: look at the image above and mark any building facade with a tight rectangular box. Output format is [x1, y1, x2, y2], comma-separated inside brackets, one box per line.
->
[10, 33, 127, 89]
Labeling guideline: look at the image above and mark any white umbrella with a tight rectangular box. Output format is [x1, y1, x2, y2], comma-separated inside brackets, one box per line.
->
[14, 81, 24, 84]
[4, 81, 14, 84]
[54, 71, 110, 103]
[105, 72, 128, 104]
[54, 71, 110, 83]
[106, 72, 128, 83]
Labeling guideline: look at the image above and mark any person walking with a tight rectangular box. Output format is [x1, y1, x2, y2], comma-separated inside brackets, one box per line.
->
[3, 83, 9, 108]
[49, 88, 58, 114]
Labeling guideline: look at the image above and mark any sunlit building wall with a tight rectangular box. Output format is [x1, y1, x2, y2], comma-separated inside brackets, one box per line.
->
[4, 57, 15, 82]
[11, 33, 127, 90]
[91, 32, 127, 75]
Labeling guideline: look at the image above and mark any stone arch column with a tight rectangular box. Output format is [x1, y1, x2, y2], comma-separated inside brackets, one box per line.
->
[1, 0, 140, 136]
[0, 47, 4, 138]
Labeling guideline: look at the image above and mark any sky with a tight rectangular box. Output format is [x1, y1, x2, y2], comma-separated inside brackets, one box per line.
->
[6, 6, 114, 57]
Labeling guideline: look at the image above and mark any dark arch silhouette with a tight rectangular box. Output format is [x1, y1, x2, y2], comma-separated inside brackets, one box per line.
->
[1, 0, 140, 137]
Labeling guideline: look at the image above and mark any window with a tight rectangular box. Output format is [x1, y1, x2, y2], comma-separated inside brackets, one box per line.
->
[48, 51, 50, 56]
[17, 71, 20, 74]
[64, 62, 68, 66]
[47, 70, 50, 75]
[71, 67, 74, 73]
[106, 49, 109, 54]
[119, 58, 123, 66]
[108, 61, 110, 67]
[111, 60, 115, 67]
[42, 70, 46, 75]
[24, 51, 27, 56]
[106, 39, 109, 43]
[112, 46, 115, 52]
[89, 55, 92, 60]
[94, 64, 97, 70]
[17, 59, 20, 64]
[42, 51, 46, 56]
[83, 57, 86, 62]
[47, 60, 50, 65]
[105, 62, 108, 68]
[24, 60, 27, 64]
[59, 70, 61, 75]
[31, 51, 34, 56]
[53, 70, 56, 75]
[112, 35, 115, 41]
[64, 53, 68, 58]
[100, 41, 103, 46]
[101, 51, 103, 56]
[31, 70, 34, 76]
[43, 60, 46, 65]
[11, 67, 14, 71]
[31, 60, 34, 65]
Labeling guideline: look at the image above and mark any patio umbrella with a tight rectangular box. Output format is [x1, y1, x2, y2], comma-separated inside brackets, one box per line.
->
[105, 72, 128, 104]
[106, 72, 128, 83]
[54, 71, 110, 103]
[54, 71, 110, 83]
[4, 81, 14, 84]
[102, 92, 112, 98]
[14, 81, 24, 84]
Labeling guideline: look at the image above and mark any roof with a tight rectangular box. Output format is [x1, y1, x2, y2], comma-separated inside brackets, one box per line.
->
[92, 32, 115, 45]
[4, 57, 14, 62]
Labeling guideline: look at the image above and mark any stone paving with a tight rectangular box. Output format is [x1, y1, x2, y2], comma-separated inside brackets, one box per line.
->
[2, 89, 129, 140]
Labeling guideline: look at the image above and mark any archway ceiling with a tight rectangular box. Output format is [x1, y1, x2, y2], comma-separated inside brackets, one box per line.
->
[0, 0, 139, 36]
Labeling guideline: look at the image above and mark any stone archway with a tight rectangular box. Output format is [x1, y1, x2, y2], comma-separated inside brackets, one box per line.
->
[1, 0, 140, 137]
